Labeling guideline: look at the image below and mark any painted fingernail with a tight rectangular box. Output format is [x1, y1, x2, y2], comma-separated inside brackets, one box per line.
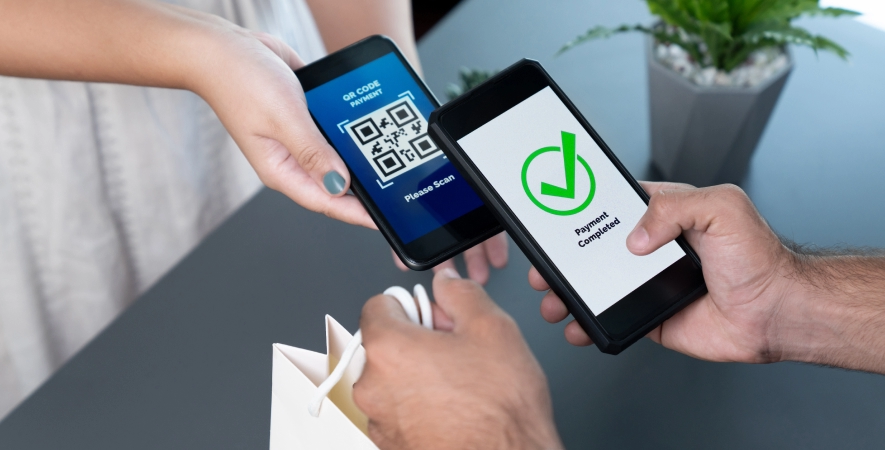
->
[627, 226, 649, 251]
[323, 171, 346, 195]
[439, 268, 461, 279]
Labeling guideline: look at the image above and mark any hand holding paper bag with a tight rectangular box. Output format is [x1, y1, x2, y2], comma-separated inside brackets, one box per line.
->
[270, 286, 432, 449]
[354, 270, 564, 450]
[270, 270, 563, 449]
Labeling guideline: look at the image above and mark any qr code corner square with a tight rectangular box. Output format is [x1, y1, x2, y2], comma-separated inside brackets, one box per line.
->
[345, 96, 441, 183]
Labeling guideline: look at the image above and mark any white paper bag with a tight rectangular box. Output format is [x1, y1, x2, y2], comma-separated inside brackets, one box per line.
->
[270, 315, 378, 450]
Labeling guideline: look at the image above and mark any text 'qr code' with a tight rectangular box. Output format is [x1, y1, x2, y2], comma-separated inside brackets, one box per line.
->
[345, 96, 441, 183]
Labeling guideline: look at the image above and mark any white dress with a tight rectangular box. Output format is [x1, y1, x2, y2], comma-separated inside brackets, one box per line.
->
[0, 0, 326, 417]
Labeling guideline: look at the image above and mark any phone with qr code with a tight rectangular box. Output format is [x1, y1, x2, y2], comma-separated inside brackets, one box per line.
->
[295, 36, 502, 270]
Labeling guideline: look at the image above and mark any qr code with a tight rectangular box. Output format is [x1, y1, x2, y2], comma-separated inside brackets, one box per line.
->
[345, 96, 441, 183]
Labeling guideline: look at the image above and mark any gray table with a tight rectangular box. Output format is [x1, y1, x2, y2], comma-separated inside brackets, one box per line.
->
[2, 1, 885, 448]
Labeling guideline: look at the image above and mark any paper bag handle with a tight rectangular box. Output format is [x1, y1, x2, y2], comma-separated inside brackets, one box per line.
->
[308, 284, 433, 417]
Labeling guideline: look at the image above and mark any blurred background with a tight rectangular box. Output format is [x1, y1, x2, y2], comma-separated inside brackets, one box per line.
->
[412, 0, 462, 39]
[414, 0, 885, 42]
[1, 1, 884, 448]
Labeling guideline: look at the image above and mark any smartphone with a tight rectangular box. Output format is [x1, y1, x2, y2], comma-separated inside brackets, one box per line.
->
[428, 60, 706, 354]
[295, 36, 501, 269]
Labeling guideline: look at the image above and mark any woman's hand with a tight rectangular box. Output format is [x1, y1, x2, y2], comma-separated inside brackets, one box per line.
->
[0, 0, 375, 229]
[188, 24, 376, 229]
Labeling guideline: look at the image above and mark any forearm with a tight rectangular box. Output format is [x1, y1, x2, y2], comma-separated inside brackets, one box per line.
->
[0, 0, 229, 91]
[305, 0, 420, 70]
[775, 250, 885, 373]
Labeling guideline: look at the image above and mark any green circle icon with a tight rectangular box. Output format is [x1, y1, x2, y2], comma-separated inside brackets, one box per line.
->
[521, 146, 595, 216]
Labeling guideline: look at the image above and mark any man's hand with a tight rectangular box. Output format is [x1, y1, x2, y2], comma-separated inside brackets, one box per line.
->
[531, 182, 799, 363]
[392, 232, 509, 285]
[355, 269, 562, 450]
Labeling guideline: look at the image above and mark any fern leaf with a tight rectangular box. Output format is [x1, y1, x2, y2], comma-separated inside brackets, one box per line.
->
[556, 25, 644, 56]
[741, 24, 851, 60]
[806, 7, 861, 18]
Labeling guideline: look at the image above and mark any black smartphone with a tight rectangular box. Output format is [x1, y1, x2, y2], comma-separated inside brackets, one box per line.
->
[295, 36, 501, 270]
[428, 59, 706, 354]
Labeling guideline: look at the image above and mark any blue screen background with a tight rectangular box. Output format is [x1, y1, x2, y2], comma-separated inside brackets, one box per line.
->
[304, 52, 484, 243]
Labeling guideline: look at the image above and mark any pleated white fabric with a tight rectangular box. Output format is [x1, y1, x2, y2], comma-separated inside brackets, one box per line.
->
[0, 0, 326, 417]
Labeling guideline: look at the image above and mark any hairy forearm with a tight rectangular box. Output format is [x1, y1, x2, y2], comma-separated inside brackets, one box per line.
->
[775, 247, 885, 373]
[305, 0, 420, 70]
[0, 0, 229, 91]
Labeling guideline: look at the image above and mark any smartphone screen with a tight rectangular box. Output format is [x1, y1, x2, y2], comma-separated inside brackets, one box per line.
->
[297, 38, 497, 267]
[432, 62, 704, 343]
[457, 85, 685, 314]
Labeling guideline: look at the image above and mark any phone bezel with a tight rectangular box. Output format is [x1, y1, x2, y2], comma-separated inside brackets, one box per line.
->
[295, 35, 501, 270]
[428, 59, 707, 354]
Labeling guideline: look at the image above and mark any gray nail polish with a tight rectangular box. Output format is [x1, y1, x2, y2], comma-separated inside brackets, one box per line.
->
[323, 171, 346, 195]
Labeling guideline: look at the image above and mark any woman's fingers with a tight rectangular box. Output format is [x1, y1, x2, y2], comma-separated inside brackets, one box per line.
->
[209, 33, 357, 223]
[484, 233, 509, 269]
[255, 140, 373, 227]
[463, 244, 491, 285]
[246, 32, 352, 198]
[250, 31, 305, 70]
[392, 249, 410, 272]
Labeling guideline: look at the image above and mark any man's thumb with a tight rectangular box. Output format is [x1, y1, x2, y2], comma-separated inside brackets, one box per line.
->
[360, 294, 415, 342]
[431, 269, 501, 329]
[627, 184, 752, 255]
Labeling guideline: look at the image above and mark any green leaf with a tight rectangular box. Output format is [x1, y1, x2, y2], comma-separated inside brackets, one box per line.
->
[557, 0, 856, 72]
[556, 24, 645, 56]
[741, 24, 851, 59]
[805, 7, 861, 18]
[445, 67, 499, 101]
[648, 0, 703, 35]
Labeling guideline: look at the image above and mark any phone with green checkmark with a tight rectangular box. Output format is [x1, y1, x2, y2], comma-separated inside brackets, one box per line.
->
[429, 60, 706, 354]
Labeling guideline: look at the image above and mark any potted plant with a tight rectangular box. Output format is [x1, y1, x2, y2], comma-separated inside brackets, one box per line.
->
[558, 0, 858, 186]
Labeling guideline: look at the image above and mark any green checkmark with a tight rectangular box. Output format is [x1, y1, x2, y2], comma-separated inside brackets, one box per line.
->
[540, 131, 576, 199]
[521, 129, 595, 216]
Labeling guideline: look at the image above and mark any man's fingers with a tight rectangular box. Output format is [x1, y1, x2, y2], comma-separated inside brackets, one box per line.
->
[637, 180, 694, 196]
[431, 259, 458, 275]
[646, 325, 663, 344]
[360, 294, 419, 341]
[431, 269, 502, 329]
[564, 320, 594, 346]
[540, 291, 569, 323]
[527, 266, 549, 291]
[627, 184, 750, 255]
[431, 303, 455, 331]
[533, 269, 594, 346]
